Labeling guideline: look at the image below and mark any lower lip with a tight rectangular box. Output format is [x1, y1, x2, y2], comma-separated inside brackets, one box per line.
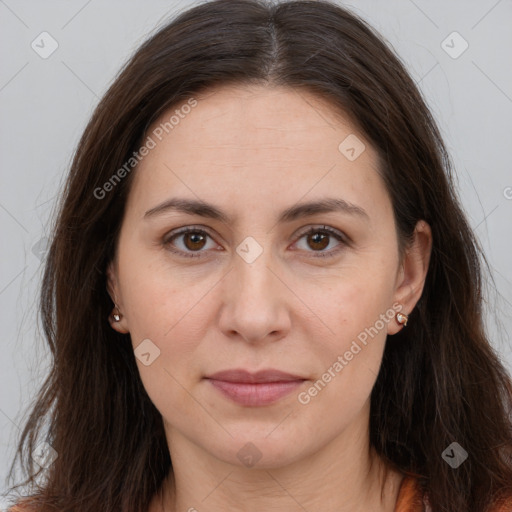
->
[206, 379, 305, 406]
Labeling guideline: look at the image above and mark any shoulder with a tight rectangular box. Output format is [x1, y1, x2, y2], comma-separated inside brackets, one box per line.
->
[395, 476, 512, 512]
[395, 474, 426, 512]
[6, 498, 38, 512]
[491, 494, 512, 512]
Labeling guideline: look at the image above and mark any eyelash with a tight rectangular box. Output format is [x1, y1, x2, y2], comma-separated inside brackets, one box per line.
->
[162, 225, 349, 259]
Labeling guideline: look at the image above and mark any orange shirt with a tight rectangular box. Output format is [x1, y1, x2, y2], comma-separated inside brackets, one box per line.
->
[395, 475, 512, 512]
[8, 475, 512, 511]
[394, 475, 429, 511]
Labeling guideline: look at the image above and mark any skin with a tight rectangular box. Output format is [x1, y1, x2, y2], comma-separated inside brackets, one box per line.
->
[107, 84, 432, 512]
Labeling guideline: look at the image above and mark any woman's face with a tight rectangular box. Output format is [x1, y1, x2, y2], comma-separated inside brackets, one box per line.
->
[108, 84, 431, 468]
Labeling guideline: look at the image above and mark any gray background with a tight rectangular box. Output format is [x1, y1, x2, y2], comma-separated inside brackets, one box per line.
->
[1, 0, 511, 501]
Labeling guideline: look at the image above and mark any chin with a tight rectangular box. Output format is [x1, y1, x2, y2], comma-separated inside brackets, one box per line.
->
[204, 427, 313, 470]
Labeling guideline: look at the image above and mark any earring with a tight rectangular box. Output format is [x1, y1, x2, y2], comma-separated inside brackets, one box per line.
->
[111, 304, 122, 322]
[396, 311, 409, 326]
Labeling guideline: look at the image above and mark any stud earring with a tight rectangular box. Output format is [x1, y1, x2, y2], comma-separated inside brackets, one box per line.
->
[396, 311, 409, 326]
[111, 304, 122, 322]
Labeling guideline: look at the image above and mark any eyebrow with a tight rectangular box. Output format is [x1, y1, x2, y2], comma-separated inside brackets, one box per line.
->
[143, 197, 369, 223]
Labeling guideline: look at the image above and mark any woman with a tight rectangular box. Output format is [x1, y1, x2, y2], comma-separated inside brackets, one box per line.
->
[5, 0, 512, 511]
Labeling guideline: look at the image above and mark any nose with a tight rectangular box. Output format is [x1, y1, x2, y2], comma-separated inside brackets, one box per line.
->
[217, 248, 292, 345]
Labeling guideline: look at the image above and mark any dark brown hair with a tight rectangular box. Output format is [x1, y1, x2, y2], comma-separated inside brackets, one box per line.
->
[5, 1, 512, 511]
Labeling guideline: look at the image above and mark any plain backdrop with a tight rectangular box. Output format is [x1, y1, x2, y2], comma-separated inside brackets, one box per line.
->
[1, 0, 511, 500]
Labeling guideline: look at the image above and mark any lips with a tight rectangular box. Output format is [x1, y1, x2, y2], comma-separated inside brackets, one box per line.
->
[204, 368, 306, 406]
[206, 368, 305, 383]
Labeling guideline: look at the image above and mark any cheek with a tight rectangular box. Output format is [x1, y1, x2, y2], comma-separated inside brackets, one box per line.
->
[294, 262, 398, 408]
[124, 283, 207, 420]
[296, 280, 393, 422]
[305, 266, 396, 344]
[117, 249, 216, 373]
[116, 242, 194, 337]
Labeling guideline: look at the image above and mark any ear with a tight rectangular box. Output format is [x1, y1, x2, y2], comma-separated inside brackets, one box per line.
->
[387, 220, 432, 335]
[106, 260, 130, 334]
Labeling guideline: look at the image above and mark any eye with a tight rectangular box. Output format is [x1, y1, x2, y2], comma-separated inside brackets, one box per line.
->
[293, 225, 348, 258]
[163, 226, 220, 258]
[163, 224, 348, 259]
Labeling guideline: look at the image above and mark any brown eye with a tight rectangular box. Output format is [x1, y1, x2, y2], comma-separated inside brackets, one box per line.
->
[306, 232, 330, 251]
[294, 226, 347, 258]
[183, 231, 207, 251]
[163, 227, 218, 258]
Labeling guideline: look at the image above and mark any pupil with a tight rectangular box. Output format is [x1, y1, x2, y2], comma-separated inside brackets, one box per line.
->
[182, 231, 330, 252]
[185, 232, 205, 250]
[309, 232, 329, 250]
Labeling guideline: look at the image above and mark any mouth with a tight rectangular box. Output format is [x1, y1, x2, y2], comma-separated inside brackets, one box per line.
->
[204, 368, 307, 407]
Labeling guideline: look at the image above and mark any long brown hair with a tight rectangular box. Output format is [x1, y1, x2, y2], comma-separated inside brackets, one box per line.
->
[5, 1, 512, 511]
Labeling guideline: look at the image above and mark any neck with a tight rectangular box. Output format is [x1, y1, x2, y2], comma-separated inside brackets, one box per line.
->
[153, 404, 404, 512]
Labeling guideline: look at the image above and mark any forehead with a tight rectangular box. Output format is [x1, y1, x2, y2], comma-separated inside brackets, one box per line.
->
[126, 84, 388, 223]
[163, 84, 359, 152]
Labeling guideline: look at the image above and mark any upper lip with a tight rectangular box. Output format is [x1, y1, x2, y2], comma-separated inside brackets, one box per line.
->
[205, 369, 306, 383]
